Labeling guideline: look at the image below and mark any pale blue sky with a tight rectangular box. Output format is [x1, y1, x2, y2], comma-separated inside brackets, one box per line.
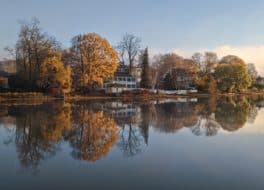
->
[1, 0, 264, 59]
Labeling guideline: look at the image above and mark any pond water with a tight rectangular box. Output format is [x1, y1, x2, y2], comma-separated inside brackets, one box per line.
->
[1, 96, 264, 190]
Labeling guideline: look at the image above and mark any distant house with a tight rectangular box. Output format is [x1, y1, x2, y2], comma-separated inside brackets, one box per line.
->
[0, 60, 16, 73]
[0, 76, 9, 89]
[161, 68, 196, 90]
[104, 62, 137, 94]
[256, 77, 264, 86]
[0, 71, 11, 89]
[98, 101, 141, 125]
[0, 60, 16, 90]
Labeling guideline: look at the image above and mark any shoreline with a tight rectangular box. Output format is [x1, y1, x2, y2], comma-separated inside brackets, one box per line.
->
[1, 91, 264, 103]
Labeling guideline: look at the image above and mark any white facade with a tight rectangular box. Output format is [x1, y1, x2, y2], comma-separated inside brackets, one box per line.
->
[104, 62, 138, 94]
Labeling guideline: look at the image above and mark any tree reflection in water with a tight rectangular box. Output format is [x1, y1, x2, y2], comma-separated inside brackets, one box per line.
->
[215, 97, 253, 132]
[108, 103, 150, 157]
[191, 96, 221, 136]
[118, 124, 145, 157]
[1, 96, 263, 172]
[8, 102, 71, 172]
[149, 96, 257, 137]
[65, 104, 118, 162]
[153, 101, 198, 133]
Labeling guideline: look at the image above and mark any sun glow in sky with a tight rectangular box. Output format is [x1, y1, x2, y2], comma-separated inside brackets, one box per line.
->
[1, 0, 264, 74]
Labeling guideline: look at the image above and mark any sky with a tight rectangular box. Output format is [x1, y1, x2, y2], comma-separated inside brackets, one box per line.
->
[1, 0, 264, 74]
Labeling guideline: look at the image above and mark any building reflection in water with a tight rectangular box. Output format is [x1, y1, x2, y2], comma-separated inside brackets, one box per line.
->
[0, 96, 263, 172]
[101, 101, 148, 157]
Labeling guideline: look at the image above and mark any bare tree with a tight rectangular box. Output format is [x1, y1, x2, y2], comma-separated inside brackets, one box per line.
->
[192, 52, 218, 74]
[247, 63, 258, 83]
[192, 52, 204, 71]
[151, 53, 184, 90]
[150, 54, 163, 89]
[116, 34, 141, 71]
[118, 124, 145, 157]
[204, 52, 218, 73]
[8, 18, 59, 90]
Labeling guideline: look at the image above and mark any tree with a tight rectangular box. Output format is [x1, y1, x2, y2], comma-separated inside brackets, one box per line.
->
[150, 54, 163, 89]
[192, 52, 203, 71]
[70, 33, 118, 90]
[204, 52, 218, 74]
[163, 72, 174, 90]
[208, 77, 217, 94]
[193, 74, 206, 91]
[194, 74, 217, 93]
[38, 51, 72, 93]
[183, 59, 199, 73]
[247, 63, 258, 83]
[12, 18, 59, 90]
[140, 48, 151, 88]
[214, 55, 252, 92]
[116, 33, 141, 72]
[192, 52, 218, 74]
[151, 53, 184, 90]
[151, 54, 197, 90]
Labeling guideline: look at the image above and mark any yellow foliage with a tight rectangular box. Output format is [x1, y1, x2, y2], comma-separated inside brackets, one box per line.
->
[72, 33, 119, 87]
[69, 109, 118, 161]
[43, 103, 72, 141]
[40, 51, 72, 93]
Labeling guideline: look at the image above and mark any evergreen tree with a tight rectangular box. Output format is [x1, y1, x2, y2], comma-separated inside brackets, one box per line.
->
[163, 72, 174, 90]
[140, 48, 151, 88]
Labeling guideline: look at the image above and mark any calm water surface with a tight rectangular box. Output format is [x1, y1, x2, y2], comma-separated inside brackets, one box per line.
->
[1, 96, 264, 190]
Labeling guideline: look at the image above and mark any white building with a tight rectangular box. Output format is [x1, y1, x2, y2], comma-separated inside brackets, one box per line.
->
[104, 62, 137, 94]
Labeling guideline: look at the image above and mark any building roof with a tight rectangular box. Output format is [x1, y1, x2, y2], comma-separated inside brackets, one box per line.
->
[0, 70, 12, 77]
[114, 62, 135, 78]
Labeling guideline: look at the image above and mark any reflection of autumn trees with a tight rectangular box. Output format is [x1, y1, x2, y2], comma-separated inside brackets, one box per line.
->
[215, 97, 252, 132]
[247, 106, 259, 124]
[65, 105, 118, 162]
[98, 102, 150, 157]
[153, 102, 198, 133]
[118, 124, 146, 157]
[191, 96, 221, 136]
[8, 102, 71, 170]
[1, 96, 261, 170]
[106, 104, 153, 157]
[191, 114, 221, 136]
[139, 104, 157, 144]
[150, 97, 256, 136]
[117, 104, 153, 157]
[0, 106, 16, 129]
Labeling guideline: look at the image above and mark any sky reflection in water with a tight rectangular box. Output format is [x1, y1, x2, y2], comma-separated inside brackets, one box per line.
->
[0, 96, 264, 190]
